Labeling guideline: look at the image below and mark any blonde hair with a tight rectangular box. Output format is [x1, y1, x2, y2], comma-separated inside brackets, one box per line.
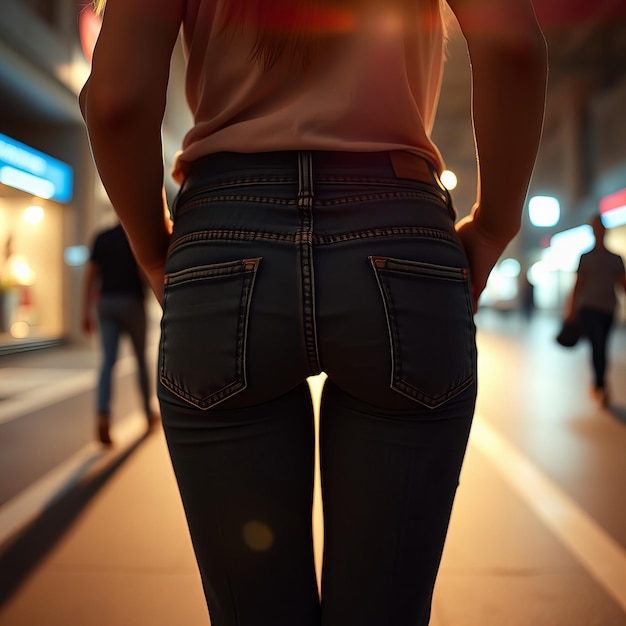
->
[93, 0, 106, 14]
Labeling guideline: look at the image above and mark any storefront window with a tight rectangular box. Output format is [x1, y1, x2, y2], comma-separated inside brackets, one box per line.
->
[0, 132, 72, 349]
[0, 189, 64, 346]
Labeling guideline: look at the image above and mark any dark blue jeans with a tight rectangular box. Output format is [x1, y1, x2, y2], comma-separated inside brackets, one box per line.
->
[96, 293, 151, 416]
[158, 151, 477, 626]
[578, 306, 614, 389]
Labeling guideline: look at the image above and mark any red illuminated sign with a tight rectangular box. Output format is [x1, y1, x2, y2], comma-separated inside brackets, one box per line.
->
[600, 188, 626, 215]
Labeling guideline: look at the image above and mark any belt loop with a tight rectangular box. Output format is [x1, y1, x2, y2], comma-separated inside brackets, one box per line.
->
[295, 150, 322, 375]
[297, 150, 314, 202]
[169, 188, 182, 222]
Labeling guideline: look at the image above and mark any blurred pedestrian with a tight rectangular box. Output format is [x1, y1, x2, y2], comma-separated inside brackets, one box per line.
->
[82, 222, 158, 445]
[520, 273, 535, 320]
[565, 214, 626, 407]
[80, 0, 547, 623]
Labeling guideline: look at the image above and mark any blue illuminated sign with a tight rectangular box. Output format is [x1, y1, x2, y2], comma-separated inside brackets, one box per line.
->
[0, 132, 73, 203]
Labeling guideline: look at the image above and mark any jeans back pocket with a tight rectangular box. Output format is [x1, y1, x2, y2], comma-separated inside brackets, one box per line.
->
[159, 258, 261, 410]
[370, 255, 476, 409]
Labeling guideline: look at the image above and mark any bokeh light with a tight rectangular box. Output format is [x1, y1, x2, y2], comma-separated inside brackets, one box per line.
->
[529, 195, 560, 228]
[440, 169, 458, 190]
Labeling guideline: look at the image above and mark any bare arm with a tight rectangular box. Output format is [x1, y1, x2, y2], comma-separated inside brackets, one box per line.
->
[447, 0, 548, 310]
[80, 0, 185, 304]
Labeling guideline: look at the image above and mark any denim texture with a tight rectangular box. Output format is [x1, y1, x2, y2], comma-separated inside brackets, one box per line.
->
[158, 151, 478, 626]
[96, 293, 151, 415]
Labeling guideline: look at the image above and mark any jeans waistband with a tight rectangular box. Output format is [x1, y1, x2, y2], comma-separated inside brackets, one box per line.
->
[173, 150, 455, 223]
[180, 150, 446, 191]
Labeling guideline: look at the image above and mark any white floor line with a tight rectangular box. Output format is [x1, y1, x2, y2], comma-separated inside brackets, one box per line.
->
[471, 416, 626, 613]
[0, 411, 148, 546]
[0, 355, 137, 425]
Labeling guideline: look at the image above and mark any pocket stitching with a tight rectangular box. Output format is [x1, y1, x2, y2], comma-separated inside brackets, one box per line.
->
[370, 255, 475, 409]
[159, 258, 260, 410]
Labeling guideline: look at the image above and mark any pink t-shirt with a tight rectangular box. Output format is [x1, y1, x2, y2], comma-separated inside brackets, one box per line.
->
[173, 0, 446, 183]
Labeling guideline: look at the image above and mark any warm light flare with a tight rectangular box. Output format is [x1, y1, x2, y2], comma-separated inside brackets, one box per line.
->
[10, 321, 30, 339]
[5, 254, 36, 286]
[23, 205, 44, 225]
[242, 521, 274, 551]
[440, 169, 457, 190]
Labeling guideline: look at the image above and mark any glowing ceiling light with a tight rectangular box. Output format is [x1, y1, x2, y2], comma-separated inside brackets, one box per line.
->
[499, 257, 521, 278]
[529, 195, 560, 228]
